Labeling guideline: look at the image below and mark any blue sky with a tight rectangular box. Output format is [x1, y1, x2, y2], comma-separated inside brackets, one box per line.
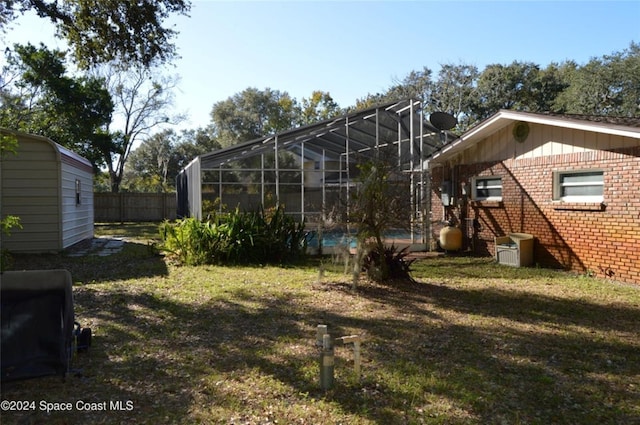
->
[2, 0, 639, 132]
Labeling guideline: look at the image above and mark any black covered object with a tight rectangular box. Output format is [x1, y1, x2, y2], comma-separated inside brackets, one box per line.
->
[176, 170, 189, 218]
[1, 270, 75, 381]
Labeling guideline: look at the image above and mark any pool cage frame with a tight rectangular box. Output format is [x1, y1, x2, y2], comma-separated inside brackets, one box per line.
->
[177, 99, 448, 249]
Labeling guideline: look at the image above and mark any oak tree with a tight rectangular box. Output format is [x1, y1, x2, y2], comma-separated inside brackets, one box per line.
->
[0, 0, 191, 68]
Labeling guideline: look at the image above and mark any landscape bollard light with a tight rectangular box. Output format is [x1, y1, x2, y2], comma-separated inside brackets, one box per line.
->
[319, 333, 334, 391]
[316, 324, 327, 347]
[335, 335, 362, 380]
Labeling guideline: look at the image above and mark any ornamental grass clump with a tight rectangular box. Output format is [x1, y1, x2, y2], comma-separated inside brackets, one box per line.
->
[160, 205, 307, 266]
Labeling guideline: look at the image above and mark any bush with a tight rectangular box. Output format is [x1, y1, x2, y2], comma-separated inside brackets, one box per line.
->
[160, 205, 307, 266]
[362, 244, 415, 283]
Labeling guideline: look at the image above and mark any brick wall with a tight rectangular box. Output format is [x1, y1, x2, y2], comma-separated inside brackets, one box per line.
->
[430, 146, 640, 285]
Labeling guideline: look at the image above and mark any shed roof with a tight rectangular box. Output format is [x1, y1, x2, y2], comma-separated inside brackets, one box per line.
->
[197, 99, 449, 170]
[0, 128, 92, 171]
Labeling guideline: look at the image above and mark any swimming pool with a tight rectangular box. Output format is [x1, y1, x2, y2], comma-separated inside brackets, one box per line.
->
[305, 229, 426, 254]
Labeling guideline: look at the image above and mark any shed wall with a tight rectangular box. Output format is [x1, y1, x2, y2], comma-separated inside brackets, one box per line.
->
[1, 136, 61, 252]
[60, 156, 94, 248]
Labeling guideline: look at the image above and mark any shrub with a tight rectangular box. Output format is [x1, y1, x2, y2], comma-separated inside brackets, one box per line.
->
[160, 205, 307, 266]
[362, 244, 416, 282]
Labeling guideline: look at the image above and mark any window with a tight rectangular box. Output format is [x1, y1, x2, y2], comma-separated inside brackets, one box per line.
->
[472, 176, 502, 201]
[75, 179, 82, 206]
[554, 170, 603, 202]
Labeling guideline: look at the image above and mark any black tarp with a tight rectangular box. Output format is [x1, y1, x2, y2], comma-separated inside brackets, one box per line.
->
[1, 270, 74, 381]
[176, 170, 189, 218]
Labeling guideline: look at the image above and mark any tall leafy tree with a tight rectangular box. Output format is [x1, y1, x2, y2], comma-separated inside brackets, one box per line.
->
[531, 62, 571, 114]
[432, 63, 479, 131]
[124, 129, 177, 192]
[0, 43, 113, 165]
[554, 42, 640, 116]
[299, 91, 342, 125]
[471, 61, 542, 120]
[0, 0, 191, 68]
[210, 87, 299, 148]
[123, 127, 219, 192]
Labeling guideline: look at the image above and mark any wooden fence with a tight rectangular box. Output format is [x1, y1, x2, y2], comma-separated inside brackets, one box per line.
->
[94, 193, 177, 222]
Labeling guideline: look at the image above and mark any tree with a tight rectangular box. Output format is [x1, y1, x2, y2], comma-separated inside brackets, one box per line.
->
[210, 87, 299, 148]
[299, 91, 342, 125]
[531, 62, 571, 114]
[352, 92, 392, 111]
[554, 42, 640, 116]
[349, 153, 414, 284]
[0, 0, 191, 68]
[471, 61, 542, 120]
[95, 64, 184, 192]
[352, 67, 434, 113]
[123, 127, 218, 192]
[389, 67, 435, 107]
[124, 129, 176, 192]
[432, 63, 479, 131]
[0, 43, 113, 165]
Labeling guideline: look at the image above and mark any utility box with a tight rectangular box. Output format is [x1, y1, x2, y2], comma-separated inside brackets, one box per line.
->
[1, 270, 75, 381]
[440, 181, 453, 206]
[495, 233, 534, 267]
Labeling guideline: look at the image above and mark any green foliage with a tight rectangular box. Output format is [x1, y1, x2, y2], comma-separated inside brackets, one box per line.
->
[0, 133, 22, 271]
[354, 42, 639, 129]
[0, 0, 191, 68]
[1, 43, 114, 166]
[210, 87, 343, 149]
[299, 91, 343, 125]
[362, 244, 415, 282]
[1, 214, 22, 235]
[211, 87, 300, 148]
[0, 133, 18, 156]
[159, 205, 307, 266]
[554, 42, 640, 116]
[0, 215, 22, 272]
[350, 156, 413, 283]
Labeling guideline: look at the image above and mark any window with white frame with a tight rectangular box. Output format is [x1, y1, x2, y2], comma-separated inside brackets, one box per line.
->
[472, 176, 502, 201]
[553, 170, 604, 202]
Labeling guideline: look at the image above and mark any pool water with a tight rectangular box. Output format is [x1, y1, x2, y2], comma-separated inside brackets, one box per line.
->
[305, 230, 424, 249]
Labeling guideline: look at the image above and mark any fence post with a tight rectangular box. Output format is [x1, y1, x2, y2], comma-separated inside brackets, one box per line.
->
[119, 193, 125, 224]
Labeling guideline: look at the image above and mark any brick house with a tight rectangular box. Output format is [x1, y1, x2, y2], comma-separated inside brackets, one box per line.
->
[427, 110, 640, 285]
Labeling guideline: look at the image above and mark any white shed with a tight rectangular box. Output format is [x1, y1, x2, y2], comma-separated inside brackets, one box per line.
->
[0, 129, 94, 252]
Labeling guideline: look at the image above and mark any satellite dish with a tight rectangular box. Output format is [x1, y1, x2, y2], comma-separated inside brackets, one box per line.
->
[429, 112, 457, 131]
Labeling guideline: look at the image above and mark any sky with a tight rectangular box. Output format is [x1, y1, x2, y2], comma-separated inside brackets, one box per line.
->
[2, 0, 639, 134]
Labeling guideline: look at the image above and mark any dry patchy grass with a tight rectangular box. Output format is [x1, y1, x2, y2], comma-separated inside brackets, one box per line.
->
[2, 225, 639, 424]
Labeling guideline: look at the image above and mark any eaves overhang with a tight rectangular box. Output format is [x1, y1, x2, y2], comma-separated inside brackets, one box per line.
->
[427, 110, 640, 168]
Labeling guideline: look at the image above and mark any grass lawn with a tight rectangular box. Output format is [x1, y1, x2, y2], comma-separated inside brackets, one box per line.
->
[2, 223, 639, 424]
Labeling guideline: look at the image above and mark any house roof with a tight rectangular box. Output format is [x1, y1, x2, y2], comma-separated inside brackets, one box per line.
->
[428, 110, 640, 165]
[196, 99, 448, 170]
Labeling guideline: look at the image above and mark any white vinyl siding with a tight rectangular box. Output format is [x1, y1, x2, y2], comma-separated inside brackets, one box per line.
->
[1, 130, 94, 252]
